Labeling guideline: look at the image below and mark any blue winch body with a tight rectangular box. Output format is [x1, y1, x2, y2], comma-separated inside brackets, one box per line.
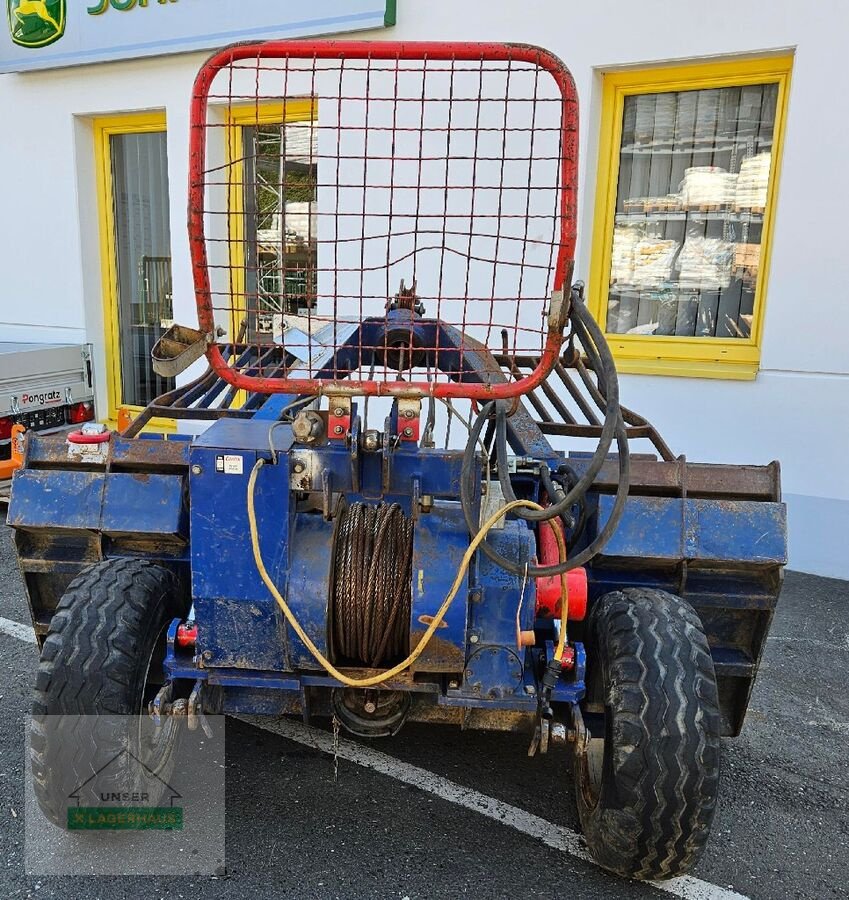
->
[178, 415, 578, 719]
[8, 316, 787, 737]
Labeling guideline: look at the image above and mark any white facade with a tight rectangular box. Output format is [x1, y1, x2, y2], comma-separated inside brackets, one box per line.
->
[1, 0, 847, 577]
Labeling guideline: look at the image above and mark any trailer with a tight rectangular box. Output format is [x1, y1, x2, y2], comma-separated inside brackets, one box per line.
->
[9, 41, 786, 880]
[0, 342, 95, 492]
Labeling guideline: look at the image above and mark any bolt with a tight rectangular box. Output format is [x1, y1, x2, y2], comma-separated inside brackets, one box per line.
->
[201, 650, 213, 662]
[469, 634, 479, 644]
[333, 407, 345, 417]
[524, 684, 536, 695]
[402, 408, 415, 419]
[448, 680, 459, 689]
[402, 427, 413, 437]
[333, 425, 344, 435]
[293, 461, 305, 474]
[363, 700, 377, 714]
[550, 722, 568, 744]
[464, 669, 473, 679]
[362, 430, 381, 452]
[191, 464, 202, 475]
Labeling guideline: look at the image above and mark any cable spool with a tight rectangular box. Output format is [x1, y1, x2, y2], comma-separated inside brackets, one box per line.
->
[330, 502, 414, 668]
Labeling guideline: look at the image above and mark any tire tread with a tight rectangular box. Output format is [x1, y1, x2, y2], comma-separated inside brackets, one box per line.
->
[30, 559, 179, 826]
[577, 587, 721, 880]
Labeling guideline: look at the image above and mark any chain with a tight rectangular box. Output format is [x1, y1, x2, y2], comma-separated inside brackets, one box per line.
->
[331, 714, 341, 783]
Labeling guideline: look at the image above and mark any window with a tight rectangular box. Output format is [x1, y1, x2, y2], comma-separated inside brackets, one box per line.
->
[226, 100, 317, 342]
[94, 112, 174, 420]
[589, 57, 792, 379]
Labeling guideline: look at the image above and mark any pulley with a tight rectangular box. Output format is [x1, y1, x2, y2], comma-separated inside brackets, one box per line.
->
[331, 688, 411, 738]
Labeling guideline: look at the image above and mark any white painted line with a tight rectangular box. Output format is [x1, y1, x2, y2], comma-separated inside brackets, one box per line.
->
[238, 714, 749, 900]
[0, 615, 36, 644]
[0, 618, 748, 899]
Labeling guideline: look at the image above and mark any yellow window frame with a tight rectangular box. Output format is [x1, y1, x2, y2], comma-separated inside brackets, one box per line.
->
[93, 111, 175, 431]
[224, 98, 318, 341]
[588, 55, 793, 380]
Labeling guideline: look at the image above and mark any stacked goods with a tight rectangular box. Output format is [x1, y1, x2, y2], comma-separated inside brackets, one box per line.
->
[610, 226, 641, 283]
[732, 243, 761, 286]
[634, 95, 657, 144]
[735, 153, 771, 210]
[680, 167, 737, 208]
[674, 91, 698, 143]
[653, 93, 677, 143]
[735, 83, 774, 137]
[693, 89, 721, 141]
[622, 194, 682, 214]
[643, 194, 682, 213]
[677, 236, 734, 290]
[632, 92, 677, 144]
[623, 197, 648, 214]
[632, 238, 680, 287]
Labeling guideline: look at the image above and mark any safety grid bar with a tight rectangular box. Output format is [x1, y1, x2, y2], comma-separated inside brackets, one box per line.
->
[189, 40, 578, 400]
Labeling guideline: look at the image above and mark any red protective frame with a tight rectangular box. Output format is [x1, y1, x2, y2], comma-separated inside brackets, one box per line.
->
[188, 40, 578, 400]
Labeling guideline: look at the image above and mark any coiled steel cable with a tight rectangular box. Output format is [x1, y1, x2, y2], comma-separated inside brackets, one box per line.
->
[331, 502, 414, 667]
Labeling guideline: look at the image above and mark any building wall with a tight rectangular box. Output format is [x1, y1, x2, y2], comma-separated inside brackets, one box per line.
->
[1, 0, 847, 576]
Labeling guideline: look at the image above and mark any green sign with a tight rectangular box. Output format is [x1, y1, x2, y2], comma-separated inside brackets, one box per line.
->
[7, 0, 65, 48]
[67, 806, 184, 830]
[1, 1, 394, 72]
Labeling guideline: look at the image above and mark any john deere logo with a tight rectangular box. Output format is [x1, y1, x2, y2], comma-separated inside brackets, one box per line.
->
[7, 0, 65, 48]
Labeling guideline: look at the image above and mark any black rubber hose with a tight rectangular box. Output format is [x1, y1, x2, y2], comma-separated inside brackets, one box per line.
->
[541, 462, 588, 552]
[460, 299, 631, 576]
[494, 298, 619, 523]
[461, 407, 630, 576]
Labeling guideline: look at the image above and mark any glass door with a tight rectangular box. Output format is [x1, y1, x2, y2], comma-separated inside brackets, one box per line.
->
[93, 113, 175, 420]
[107, 127, 174, 408]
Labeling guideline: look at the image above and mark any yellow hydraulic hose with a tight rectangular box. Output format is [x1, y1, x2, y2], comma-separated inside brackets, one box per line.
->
[247, 458, 567, 688]
[544, 518, 569, 662]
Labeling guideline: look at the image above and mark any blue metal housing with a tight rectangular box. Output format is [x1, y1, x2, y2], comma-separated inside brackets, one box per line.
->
[7, 317, 787, 738]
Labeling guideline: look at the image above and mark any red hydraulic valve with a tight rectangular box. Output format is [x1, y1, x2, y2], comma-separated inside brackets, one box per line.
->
[535, 519, 588, 621]
[175, 623, 198, 650]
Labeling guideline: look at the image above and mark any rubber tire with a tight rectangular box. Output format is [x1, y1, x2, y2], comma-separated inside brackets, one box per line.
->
[30, 558, 184, 829]
[575, 587, 721, 880]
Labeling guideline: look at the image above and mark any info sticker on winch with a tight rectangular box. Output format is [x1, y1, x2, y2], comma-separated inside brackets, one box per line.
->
[215, 454, 244, 475]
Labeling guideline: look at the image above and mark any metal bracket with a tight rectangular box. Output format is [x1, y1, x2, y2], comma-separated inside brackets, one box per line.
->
[349, 414, 361, 493]
[327, 397, 352, 440]
[188, 679, 213, 738]
[150, 680, 174, 728]
[322, 469, 333, 520]
[290, 450, 316, 492]
[547, 289, 568, 331]
[381, 414, 397, 495]
[397, 397, 421, 443]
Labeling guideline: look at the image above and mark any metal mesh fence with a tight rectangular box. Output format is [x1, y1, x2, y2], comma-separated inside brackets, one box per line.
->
[189, 41, 578, 399]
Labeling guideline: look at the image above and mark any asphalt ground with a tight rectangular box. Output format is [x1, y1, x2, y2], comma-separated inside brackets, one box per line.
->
[0, 523, 846, 899]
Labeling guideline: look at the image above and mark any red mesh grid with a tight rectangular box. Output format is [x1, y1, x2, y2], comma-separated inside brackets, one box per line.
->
[189, 41, 578, 400]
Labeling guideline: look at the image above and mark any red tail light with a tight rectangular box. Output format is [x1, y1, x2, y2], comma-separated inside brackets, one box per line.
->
[0, 417, 12, 441]
[67, 402, 95, 425]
